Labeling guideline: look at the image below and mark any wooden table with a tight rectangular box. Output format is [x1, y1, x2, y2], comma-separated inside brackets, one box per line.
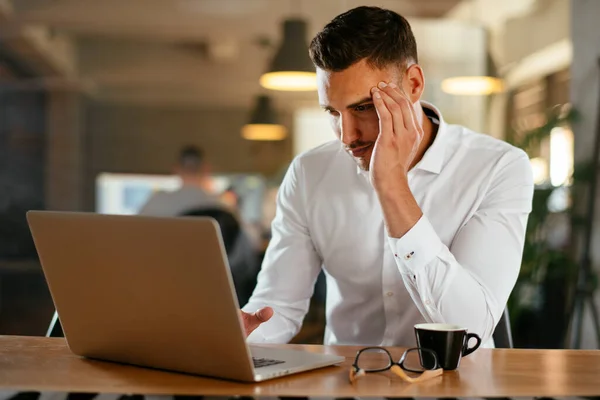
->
[1, 336, 600, 398]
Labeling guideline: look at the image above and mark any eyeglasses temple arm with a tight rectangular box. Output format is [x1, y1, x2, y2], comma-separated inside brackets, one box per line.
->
[349, 367, 366, 384]
[390, 365, 443, 383]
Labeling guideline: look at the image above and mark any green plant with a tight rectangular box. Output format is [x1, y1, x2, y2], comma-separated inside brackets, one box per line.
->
[506, 105, 581, 347]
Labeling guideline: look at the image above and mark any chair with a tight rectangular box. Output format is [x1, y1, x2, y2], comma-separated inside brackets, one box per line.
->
[46, 311, 62, 337]
[180, 207, 241, 254]
[180, 207, 261, 306]
[493, 308, 513, 348]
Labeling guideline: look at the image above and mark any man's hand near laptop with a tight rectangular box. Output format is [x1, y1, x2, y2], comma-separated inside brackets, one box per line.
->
[241, 307, 273, 336]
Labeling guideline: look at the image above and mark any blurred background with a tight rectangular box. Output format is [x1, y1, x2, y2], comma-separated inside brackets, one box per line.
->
[1, 0, 599, 349]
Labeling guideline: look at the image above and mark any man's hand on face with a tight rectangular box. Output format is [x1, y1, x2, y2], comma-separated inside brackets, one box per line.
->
[368, 81, 424, 192]
[240, 307, 274, 337]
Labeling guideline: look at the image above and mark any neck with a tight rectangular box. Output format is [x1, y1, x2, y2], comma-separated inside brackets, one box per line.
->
[409, 108, 437, 170]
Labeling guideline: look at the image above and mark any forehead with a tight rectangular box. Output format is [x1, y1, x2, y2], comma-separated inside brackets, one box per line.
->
[317, 59, 400, 108]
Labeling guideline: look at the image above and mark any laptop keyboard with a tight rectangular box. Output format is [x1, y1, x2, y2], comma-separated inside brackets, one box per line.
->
[252, 357, 285, 368]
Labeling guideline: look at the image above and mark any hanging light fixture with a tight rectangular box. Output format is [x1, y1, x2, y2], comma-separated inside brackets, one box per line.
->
[441, 2, 503, 97]
[259, 19, 317, 91]
[441, 52, 504, 96]
[241, 95, 287, 141]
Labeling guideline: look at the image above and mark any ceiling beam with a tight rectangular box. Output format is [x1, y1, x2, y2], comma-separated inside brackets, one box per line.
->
[0, 0, 77, 78]
[11, 0, 462, 43]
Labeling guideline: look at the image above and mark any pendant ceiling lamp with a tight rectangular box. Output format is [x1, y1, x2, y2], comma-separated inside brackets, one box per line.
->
[259, 19, 317, 91]
[441, 0, 504, 96]
[441, 53, 504, 96]
[241, 95, 287, 141]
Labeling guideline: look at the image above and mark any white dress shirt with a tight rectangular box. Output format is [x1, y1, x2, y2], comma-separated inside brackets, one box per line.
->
[243, 101, 534, 347]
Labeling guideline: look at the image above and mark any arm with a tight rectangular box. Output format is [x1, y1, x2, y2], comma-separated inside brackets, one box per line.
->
[387, 152, 533, 341]
[242, 157, 322, 343]
[370, 83, 533, 342]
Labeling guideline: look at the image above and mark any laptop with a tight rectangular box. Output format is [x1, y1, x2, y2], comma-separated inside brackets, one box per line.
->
[27, 211, 344, 382]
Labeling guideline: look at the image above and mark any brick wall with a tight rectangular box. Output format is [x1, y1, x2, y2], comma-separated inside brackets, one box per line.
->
[86, 101, 293, 175]
[43, 99, 294, 211]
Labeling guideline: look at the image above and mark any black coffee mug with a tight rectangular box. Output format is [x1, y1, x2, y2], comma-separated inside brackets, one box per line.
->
[414, 323, 482, 370]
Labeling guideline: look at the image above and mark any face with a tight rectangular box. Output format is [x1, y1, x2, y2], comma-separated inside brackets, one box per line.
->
[317, 59, 424, 170]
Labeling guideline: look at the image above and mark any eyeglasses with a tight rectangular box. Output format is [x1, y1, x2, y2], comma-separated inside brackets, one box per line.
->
[349, 347, 443, 384]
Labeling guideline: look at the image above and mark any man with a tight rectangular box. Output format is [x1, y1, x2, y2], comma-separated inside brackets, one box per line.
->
[138, 145, 221, 216]
[241, 6, 533, 347]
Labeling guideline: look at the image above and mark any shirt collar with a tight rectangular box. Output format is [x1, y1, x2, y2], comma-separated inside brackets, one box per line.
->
[355, 100, 448, 177]
[414, 100, 447, 175]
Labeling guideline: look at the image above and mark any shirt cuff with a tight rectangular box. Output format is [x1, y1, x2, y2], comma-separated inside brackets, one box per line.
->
[387, 215, 445, 275]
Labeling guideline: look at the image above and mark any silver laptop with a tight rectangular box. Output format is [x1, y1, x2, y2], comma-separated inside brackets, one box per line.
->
[27, 211, 344, 382]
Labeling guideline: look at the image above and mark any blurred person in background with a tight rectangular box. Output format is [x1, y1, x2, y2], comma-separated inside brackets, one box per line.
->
[138, 145, 221, 217]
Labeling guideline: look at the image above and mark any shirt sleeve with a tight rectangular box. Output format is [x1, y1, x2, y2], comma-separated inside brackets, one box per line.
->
[388, 149, 534, 343]
[243, 157, 322, 343]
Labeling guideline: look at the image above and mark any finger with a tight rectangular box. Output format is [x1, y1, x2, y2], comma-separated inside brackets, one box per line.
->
[255, 306, 274, 323]
[241, 310, 261, 335]
[371, 87, 393, 140]
[241, 307, 273, 336]
[377, 87, 406, 138]
[379, 82, 415, 132]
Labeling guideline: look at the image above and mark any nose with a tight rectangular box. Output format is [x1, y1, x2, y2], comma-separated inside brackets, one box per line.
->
[339, 113, 361, 147]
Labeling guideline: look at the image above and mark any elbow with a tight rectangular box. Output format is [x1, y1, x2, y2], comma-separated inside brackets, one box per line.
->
[478, 309, 497, 345]
[436, 295, 497, 345]
[469, 302, 503, 346]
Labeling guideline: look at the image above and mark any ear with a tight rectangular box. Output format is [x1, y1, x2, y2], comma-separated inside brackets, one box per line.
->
[402, 64, 425, 103]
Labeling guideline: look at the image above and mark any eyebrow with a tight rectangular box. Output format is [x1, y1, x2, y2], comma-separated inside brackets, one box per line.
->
[321, 96, 373, 113]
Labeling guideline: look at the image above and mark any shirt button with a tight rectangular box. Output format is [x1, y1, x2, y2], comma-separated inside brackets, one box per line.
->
[386, 291, 394, 297]
[404, 251, 415, 260]
[425, 300, 432, 306]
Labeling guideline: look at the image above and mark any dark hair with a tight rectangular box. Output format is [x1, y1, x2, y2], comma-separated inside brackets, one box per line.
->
[178, 145, 204, 172]
[309, 6, 418, 72]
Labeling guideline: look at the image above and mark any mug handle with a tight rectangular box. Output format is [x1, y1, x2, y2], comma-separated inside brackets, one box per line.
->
[462, 333, 482, 356]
